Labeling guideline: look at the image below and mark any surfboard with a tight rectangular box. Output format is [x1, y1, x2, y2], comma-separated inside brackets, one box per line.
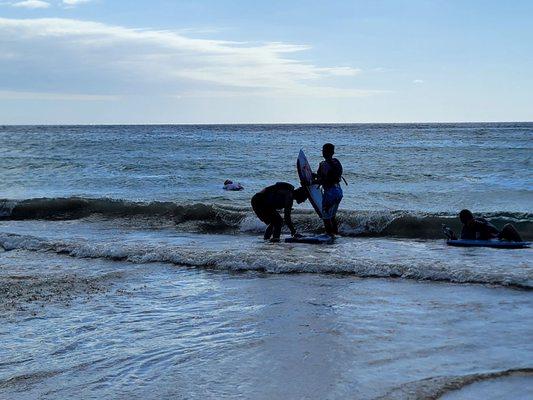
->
[285, 234, 334, 244]
[446, 240, 530, 249]
[297, 149, 323, 218]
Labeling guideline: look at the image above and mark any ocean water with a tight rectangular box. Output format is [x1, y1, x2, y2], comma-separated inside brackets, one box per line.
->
[2, 123, 532, 211]
[1, 123, 532, 399]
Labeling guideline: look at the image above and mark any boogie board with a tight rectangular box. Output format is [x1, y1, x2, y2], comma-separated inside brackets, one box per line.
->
[285, 234, 334, 245]
[446, 239, 530, 249]
[297, 149, 323, 218]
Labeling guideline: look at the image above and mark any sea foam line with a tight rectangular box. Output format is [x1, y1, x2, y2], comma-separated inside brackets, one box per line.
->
[1, 232, 531, 289]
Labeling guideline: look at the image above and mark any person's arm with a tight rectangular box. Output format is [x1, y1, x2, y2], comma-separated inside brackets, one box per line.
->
[313, 162, 324, 185]
[282, 193, 298, 236]
[461, 220, 478, 239]
[460, 224, 469, 239]
[337, 160, 343, 179]
[468, 219, 499, 239]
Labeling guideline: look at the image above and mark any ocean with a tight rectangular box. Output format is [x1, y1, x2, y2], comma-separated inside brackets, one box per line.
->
[1, 123, 532, 399]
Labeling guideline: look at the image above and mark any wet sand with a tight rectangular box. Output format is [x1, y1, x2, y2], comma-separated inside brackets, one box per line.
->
[1, 247, 531, 399]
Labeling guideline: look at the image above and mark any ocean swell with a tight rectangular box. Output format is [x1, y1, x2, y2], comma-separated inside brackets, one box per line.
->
[2, 197, 532, 240]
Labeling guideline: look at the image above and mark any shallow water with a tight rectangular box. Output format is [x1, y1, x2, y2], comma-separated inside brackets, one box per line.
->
[1, 123, 532, 398]
[0, 219, 531, 288]
[1, 249, 532, 399]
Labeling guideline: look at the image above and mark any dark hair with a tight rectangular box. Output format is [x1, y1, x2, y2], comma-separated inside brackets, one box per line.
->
[322, 143, 335, 155]
[459, 209, 474, 224]
[293, 187, 308, 203]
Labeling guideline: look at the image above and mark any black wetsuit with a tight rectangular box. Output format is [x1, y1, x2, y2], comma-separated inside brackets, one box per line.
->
[251, 182, 296, 240]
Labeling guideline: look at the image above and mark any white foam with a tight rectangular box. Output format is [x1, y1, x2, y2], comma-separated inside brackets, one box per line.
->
[238, 214, 265, 233]
[1, 232, 531, 288]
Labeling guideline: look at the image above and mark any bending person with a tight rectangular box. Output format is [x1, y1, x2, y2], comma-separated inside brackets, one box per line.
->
[251, 182, 308, 242]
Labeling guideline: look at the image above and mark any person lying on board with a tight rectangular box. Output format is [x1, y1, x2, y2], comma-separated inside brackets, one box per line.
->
[251, 182, 308, 242]
[459, 209, 523, 242]
[313, 143, 344, 236]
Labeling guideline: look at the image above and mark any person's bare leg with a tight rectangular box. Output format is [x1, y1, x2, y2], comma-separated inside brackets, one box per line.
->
[264, 224, 274, 240]
[332, 217, 339, 235]
[270, 213, 283, 242]
[324, 219, 334, 236]
[499, 223, 523, 242]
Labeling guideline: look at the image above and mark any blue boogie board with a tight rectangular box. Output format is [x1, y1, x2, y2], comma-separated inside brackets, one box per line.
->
[285, 234, 334, 245]
[446, 239, 530, 249]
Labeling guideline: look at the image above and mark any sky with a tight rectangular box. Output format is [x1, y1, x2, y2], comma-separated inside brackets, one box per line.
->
[0, 0, 532, 124]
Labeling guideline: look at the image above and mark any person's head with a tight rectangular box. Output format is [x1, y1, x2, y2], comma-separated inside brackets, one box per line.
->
[224, 179, 233, 185]
[322, 143, 335, 159]
[459, 209, 474, 224]
[293, 187, 308, 204]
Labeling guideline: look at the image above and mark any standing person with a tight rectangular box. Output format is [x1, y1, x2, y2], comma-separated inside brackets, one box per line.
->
[315, 143, 343, 236]
[251, 182, 308, 242]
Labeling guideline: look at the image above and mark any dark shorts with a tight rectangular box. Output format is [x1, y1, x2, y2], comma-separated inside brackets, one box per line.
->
[322, 185, 343, 220]
[251, 194, 281, 225]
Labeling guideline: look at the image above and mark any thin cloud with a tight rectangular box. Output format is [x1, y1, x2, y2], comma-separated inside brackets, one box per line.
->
[0, 17, 379, 99]
[62, 0, 92, 5]
[12, 0, 50, 8]
[178, 87, 388, 99]
[0, 90, 119, 101]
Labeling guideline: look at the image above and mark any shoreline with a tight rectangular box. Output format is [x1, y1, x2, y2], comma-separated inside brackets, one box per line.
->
[1, 248, 531, 399]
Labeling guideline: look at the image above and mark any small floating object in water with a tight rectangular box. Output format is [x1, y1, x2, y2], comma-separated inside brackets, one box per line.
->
[223, 180, 244, 191]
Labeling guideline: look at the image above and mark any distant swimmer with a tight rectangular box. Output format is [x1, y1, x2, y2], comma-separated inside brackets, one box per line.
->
[314, 143, 344, 236]
[251, 182, 308, 242]
[223, 180, 244, 191]
[459, 209, 523, 242]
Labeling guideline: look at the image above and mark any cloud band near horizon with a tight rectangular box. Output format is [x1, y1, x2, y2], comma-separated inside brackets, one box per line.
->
[0, 17, 383, 101]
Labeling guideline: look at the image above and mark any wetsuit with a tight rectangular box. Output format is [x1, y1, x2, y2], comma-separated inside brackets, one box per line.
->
[251, 182, 297, 240]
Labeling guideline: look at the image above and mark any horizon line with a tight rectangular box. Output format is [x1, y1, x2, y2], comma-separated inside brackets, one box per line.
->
[2, 121, 532, 127]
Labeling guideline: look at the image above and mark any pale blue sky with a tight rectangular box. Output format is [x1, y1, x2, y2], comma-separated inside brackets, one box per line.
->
[1, 0, 532, 123]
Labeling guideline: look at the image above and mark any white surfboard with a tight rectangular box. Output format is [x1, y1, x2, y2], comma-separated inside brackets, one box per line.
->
[297, 149, 323, 218]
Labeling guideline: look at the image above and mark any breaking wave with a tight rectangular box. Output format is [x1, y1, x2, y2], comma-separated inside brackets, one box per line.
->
[1, 197, 532, 240]
[1, 233, 531, 289]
